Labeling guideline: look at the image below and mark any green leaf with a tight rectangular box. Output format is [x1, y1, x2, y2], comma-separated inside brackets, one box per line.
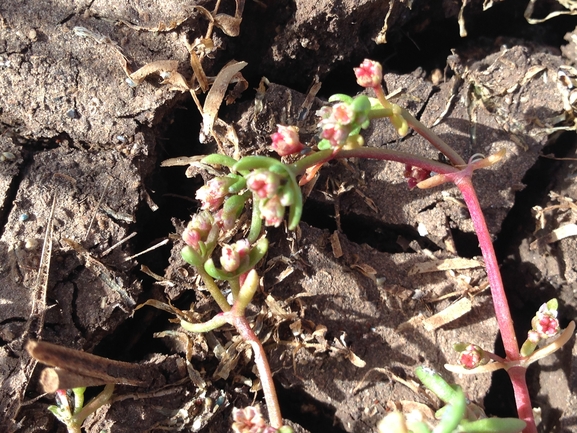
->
[180, 314, 228, 333]
[415, 366, 457, 404]
[181, 246, 205, 268]
[222, 194, 247, 217]
[232, 156, 282, 172]
[351, 94, 371, 113]
[435, 387, 466, 433]
[318, 139, 332, 150]
[201, 154, 237, 167]
[328, 93, 353, 103]
[408, 421, 432, 433]
[227, 175, 247, 194]
[457, 418, 526, 433]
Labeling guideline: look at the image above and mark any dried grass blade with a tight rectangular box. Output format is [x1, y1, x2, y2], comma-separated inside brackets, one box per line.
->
[28, 195, 56, 338]
[202, 61, 247, 137]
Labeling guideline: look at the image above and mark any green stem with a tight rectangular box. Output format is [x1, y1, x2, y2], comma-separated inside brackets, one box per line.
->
[72, 388, 85, 416]
[400, 108, 466, 166]
[372, 84, 466, 166]
[71, 384, 115, 428]
[197, 268, 231, 312]
[290, 149, 333, 175]
[230, 277, 240, 301]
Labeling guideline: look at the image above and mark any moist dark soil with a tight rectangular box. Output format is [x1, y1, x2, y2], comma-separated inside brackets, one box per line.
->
[1, 1, 577, 432]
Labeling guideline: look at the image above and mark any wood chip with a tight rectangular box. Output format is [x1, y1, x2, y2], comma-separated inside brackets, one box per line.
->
[422, 298, 472, 331]
[530, 223, 577, 250]
[408, 257, 483, 275]
[330, 231, 343, 258]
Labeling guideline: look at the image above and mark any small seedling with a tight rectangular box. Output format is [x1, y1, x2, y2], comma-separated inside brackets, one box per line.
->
[42, 58, 574, 433]
[377, 366, 527, 433]
[166, 59, 573, 432]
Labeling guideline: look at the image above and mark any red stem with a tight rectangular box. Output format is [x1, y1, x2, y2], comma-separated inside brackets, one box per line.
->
[508, 367, 537, 433]
[231, 315, 282, 429]
[453, 174, 537, 433]
[452, 173, 519, 360]
[330, 149, 535, 431]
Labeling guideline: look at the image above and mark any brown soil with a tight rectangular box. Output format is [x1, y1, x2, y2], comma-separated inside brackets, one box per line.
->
[1, 1, 576, 432]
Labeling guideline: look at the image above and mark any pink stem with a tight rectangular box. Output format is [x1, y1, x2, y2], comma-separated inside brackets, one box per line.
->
[452, 173, 537, 433]
[451, 173, 519, 360]
[330, 149, 535, 431]
[231, 315, 282, 429]
[508, 366, 537, 433]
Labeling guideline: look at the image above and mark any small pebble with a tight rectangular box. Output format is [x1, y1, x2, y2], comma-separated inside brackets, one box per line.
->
[19, 213, 29, 222]
[1, 152, 15, 162]
[24, 238, 38, 250]
[66, 109, 79, 119]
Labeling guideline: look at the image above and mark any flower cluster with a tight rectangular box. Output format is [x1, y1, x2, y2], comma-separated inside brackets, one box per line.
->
[453, 343, 490, 369]
[521, 299, 561, 357]
[316, 94, 371, 150]
[403, 164, 431, 189]
[354, 59, 383, 89]
[232, 406, 277, 433]
[246, 168, 295, 228]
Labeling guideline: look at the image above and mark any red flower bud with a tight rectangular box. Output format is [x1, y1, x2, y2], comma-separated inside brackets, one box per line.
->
[259, 196, 285, 227]
[457, 343, 487, 369]
[182, 211, 215, 249]
[403, 164, 431, 190]
[354, 59, 383, 88]
[270, 125, 305, 156]
[196, 177, 235, 211]
[220, 239, 251, 272]
[246, 169, 281, 199]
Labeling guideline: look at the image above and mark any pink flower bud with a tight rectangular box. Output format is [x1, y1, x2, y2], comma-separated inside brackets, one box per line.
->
[318, 122, 351, 147]
[531, 301, 560, 338]
[332, 103, 355, 125]
[196, 177, 234, 211]
[182, 228, 202, 249]
[354, 59, 383, 88]
[534, 314, 560, 338]
[234, 239, 251, 258]
[182, 211, 214, 249]
[259, 196, 285, 227]
[457, 344, 487, 369]
[246, 170, 281, 199]
[232, 406, 270, 433]
[219, 239, 251, 272]
[220, 244, 241, 272]
[270, 125, 305, 156]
